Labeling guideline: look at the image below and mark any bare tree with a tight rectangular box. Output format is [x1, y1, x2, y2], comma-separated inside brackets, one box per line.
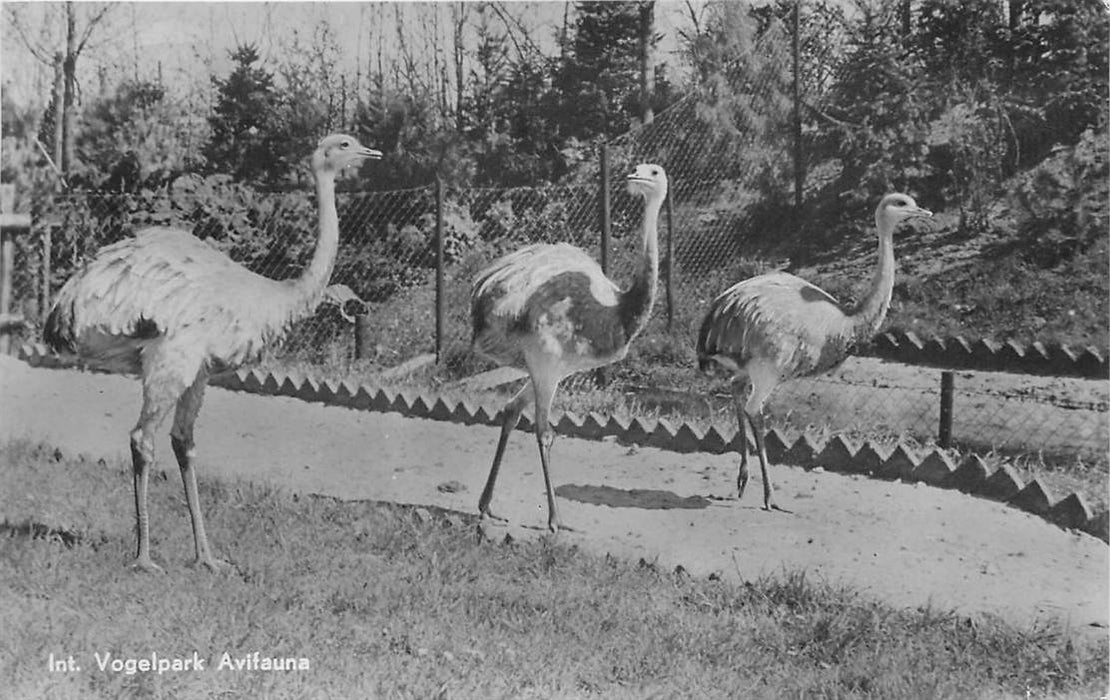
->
[489, 2, 545, 63]
[51, 52, 65, 168]
[5, 2, 114, 175]
[453, 3, 469, 132]
[639, 1, 655, 124]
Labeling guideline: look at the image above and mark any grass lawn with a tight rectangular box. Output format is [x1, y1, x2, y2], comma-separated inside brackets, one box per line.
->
[1, 440, 1105, 699]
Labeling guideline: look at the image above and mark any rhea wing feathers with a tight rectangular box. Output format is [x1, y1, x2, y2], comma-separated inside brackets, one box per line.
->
[46, 227, 317, 369]
[471, 242, 619, 320]
[697, 271, 858, 376]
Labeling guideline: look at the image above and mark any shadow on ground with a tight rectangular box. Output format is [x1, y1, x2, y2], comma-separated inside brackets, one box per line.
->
[555, 483, 712, 510]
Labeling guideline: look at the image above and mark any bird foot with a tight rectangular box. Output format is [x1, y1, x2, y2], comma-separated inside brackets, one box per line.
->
[762, 502, 792, 514]
[188, 556, 234, 573]
[479, 509, 508, 524]
[475, 518, 505, 544]
[547, 520, 578, 535]
[131, 557, 166, 575]
[476, 509, 509, 543]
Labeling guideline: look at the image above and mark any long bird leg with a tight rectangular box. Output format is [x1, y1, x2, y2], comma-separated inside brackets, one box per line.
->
[129, 385, 178, 574]
[744, 369, 790, 513]
[170, 372, 230, 572]
[746, 411, 790, 513]
[730, 380, 751, 500]
[532, 374, 571, 533]
[129, 429, 164, 574]
[478, 381, 534, 523]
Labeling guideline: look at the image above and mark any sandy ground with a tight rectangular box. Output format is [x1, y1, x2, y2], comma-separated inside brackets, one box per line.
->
[1, 354, 1106, 636]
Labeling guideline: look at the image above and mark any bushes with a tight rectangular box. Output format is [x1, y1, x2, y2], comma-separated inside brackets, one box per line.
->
[1007, 127, 1109, 268]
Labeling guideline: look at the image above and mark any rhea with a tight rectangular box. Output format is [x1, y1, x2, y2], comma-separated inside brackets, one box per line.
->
[696, 194, 931, 510]
[43, 134, 382, 572]
[470, 164, 669, 533]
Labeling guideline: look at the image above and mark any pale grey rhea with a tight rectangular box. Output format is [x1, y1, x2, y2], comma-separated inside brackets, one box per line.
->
[43, 134, 382, 573]
[696, 193, 932, 511]
[469, 164, 669, 533]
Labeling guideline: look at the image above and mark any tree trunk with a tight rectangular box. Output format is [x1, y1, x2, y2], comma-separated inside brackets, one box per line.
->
[792, 0, 803, 213]
[52, 52, 64, 169]
[638, 1, 655, 125]
[453, 2, 466, 133]
[62, 2, 78, 177]
[1008, 0, 1024, 30]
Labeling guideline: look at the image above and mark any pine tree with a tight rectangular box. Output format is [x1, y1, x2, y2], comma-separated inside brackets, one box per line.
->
[204, 45, 282, 182]
[553, 1, 659, 142]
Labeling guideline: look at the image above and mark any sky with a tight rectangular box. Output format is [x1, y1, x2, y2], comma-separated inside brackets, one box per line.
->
[2, 1, 701, 111]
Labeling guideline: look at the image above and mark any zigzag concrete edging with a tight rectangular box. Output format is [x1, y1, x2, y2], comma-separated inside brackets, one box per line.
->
[862, 330, 1108, 379]
[16, 342, 1108, 543]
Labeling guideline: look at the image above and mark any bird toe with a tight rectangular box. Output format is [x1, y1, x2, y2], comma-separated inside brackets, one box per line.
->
[475, 518, 505, 544]
[763, 502, 793, 514]
[189, 556, 234, 573]
[479, 508, 508, 524]
[131, 557, 166, 575]
[548, 520, 579, 534]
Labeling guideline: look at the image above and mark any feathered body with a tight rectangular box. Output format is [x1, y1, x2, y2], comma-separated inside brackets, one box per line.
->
[697, 254, 893, 382]
[471, 241, 654, 373]
[470, 164, 668, 533]
[43, 134, 381, 573]
[696, 193, 931, 510]
[45, 228, 331, 373]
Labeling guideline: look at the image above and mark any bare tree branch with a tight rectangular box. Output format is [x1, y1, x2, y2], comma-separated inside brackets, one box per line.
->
[5, 5, 56, 65]
[489, 2, 544, 63]
[682, 0, 703, 37]
[74, 3, 113, 55]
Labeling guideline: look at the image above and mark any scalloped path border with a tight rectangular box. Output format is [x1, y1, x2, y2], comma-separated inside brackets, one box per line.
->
[5, 345, 1108, 633]
[14, 342, 1108, 542]
[863, 330, 1107, 378]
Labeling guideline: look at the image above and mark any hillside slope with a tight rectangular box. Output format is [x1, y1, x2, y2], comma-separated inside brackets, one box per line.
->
[795, 133, 1109, 350]
[798, 213, 1108, 350]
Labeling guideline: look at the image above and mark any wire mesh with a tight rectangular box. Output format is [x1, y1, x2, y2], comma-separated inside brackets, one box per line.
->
[6, 0, 1104, 471]
[13, 179, 1105, 468]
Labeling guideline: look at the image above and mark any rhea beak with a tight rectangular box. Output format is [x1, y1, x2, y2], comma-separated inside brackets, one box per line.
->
[910, 207, 932, 219]
[359, 147, 383, 160]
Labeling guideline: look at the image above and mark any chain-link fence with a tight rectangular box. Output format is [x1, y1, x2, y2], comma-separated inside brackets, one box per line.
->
[7, 170, 1105, 469]
[3, 0, 1105, 472]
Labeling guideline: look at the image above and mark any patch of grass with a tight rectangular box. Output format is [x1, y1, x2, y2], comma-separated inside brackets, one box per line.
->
[2, 440, 1106, 699]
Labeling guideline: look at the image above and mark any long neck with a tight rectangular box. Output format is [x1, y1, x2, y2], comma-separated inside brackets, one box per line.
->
[618, 191, 664, 339]
[848, 213, 896, 340]
[294, 170, 339, 301]
[249, 168, 342, 347]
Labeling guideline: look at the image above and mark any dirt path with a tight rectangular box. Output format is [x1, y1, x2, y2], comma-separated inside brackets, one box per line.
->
[1, 355, 1106, 636]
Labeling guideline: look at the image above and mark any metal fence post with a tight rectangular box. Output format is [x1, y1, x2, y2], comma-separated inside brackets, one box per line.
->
[354, 314, 372, 360]
[599, 144, 611, 275]
[434, 176, 445, 363]
[939, 371, 955, 448]
[41, 222, 51, 323]
[0, 226, 12, 354]
[595, 145, 613, 386]
[0, 184, 26, 354]
[664, 190, 675, 330]
[792, 0, 804, 217]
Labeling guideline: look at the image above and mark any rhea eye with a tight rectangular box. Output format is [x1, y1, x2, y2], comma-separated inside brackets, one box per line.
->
[651, 168, 659, 175]
[341, 140, 351, 148]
